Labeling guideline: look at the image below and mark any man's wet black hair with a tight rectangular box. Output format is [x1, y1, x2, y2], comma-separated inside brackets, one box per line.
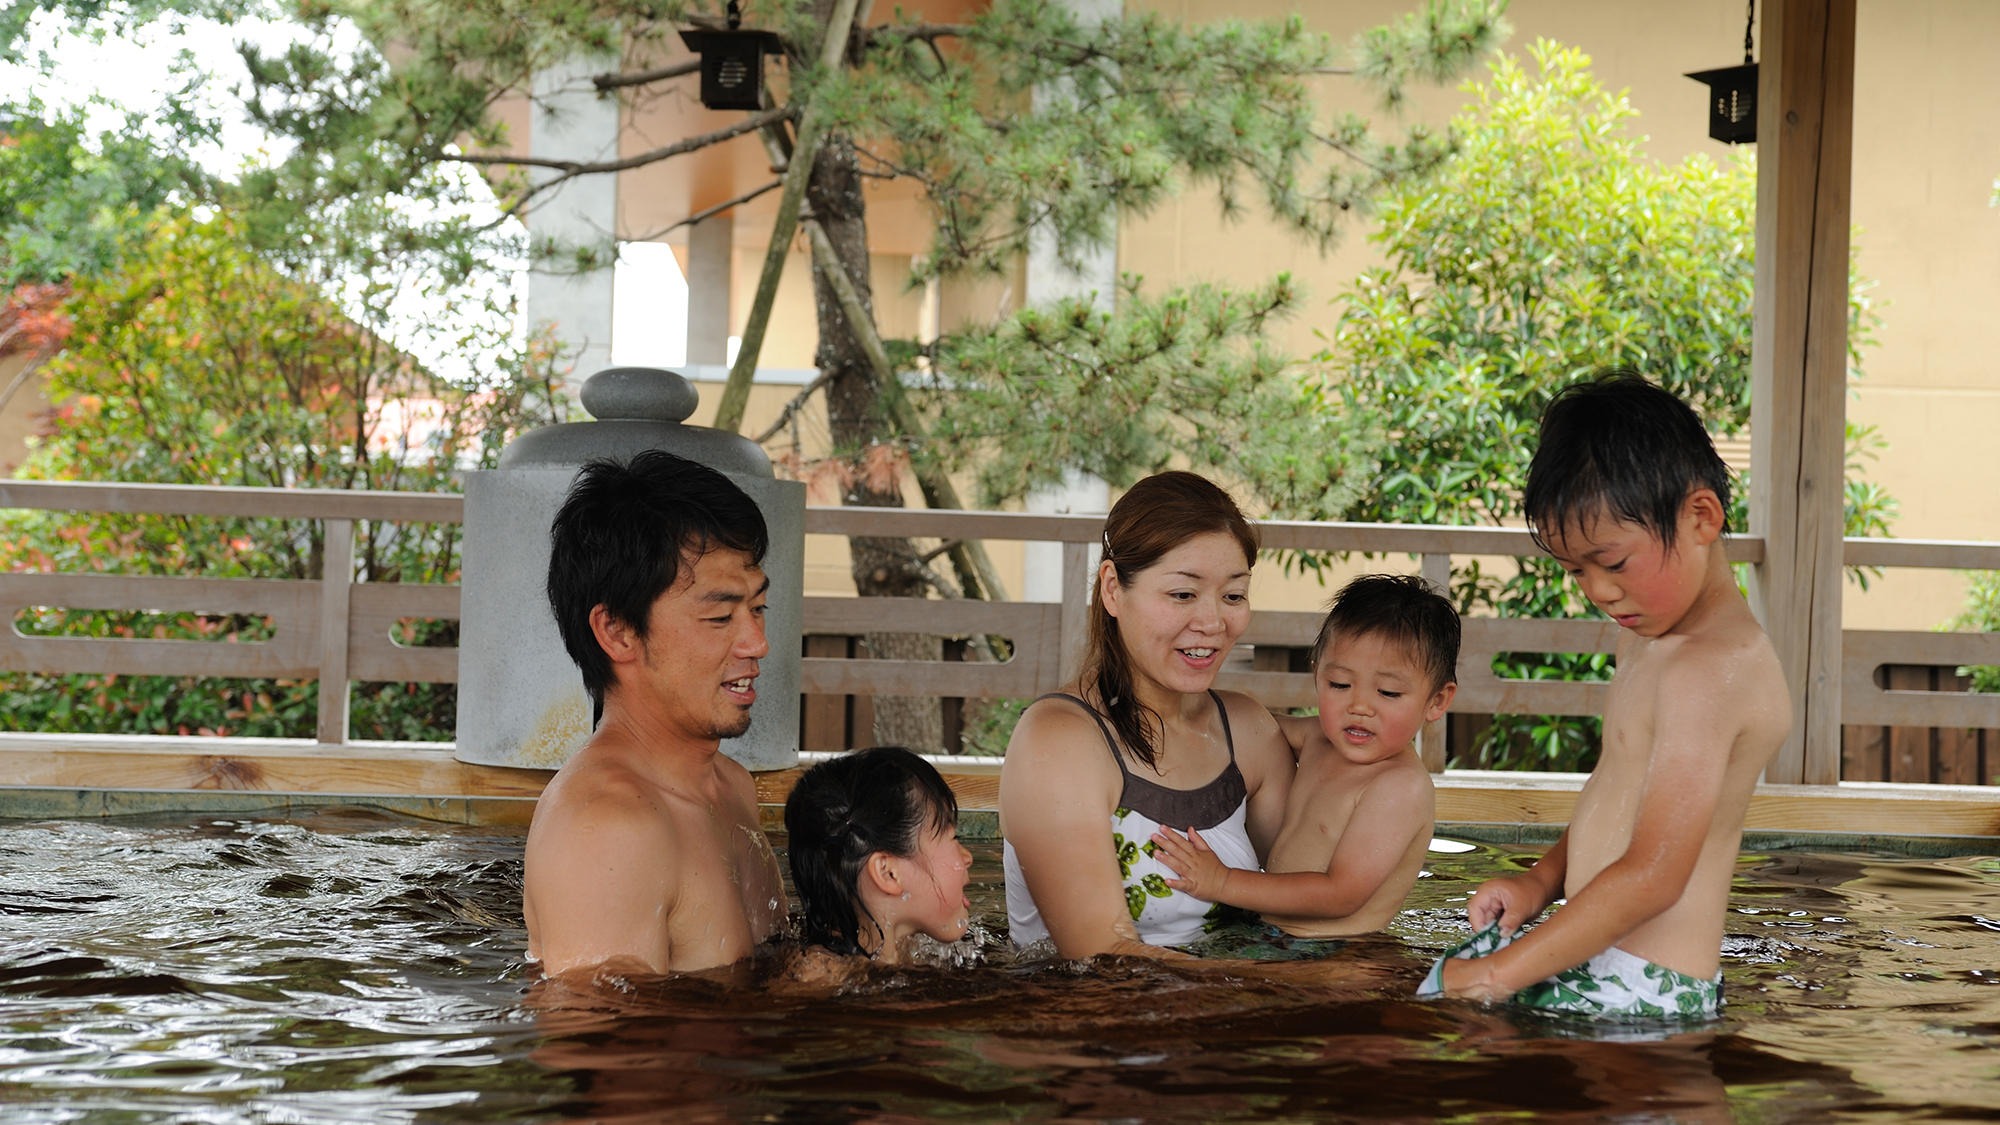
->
[1523, 370, 1733, 554]
[1309, 574, 1460, 694]
[546, 450, 769, 717]
[785, 746, 958, 956]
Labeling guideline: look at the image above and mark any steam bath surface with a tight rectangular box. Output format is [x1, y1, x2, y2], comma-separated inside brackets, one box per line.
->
[4, 812, 2000, 1123]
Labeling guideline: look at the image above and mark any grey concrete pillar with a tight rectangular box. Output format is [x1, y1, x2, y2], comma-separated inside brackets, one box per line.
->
[1023, 471, 1110, 604]
[686, 216, 733, 367]
[1023, 0, 1117, 605]
[528, 56, 620, 389]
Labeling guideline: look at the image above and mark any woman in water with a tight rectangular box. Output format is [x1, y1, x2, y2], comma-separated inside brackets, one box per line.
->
[1001, 471, 1294, 958]
[784, 746, 975, 963]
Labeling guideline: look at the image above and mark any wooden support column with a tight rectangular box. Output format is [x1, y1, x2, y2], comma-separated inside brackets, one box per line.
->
[1749, 0, 1855, 784]
[316, 519, 354, 745]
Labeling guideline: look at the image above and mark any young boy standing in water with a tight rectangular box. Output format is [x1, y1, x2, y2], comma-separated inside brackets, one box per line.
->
[1150, 574, 1453, 937]
[1423, 371, 1790, 1019]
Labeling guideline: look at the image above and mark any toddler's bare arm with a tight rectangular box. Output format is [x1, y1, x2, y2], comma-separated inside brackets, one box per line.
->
[1153, 768, 1428, 921]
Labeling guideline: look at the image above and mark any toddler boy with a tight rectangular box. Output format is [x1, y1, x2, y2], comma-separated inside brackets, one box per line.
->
[1151, 573, 1453, 936]
[1422, 371, 1789, 1020]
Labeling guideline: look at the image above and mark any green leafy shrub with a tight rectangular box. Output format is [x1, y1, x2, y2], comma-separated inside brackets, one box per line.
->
[1947, 574, 2000, 695]
[0, 213, 567, 740]
[957, 697, 1028, 757]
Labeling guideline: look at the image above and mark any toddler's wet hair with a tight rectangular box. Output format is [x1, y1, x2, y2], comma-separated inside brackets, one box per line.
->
[784, 746, 957, 956]
[1310, 574, 1460, 693]
[1524, 370, 1733, 553]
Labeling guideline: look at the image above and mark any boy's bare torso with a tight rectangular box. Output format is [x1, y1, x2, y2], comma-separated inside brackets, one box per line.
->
[1567, 607, 1788, 978]
[1260, 734, 1434, 937]
[523, 745, 785, 975]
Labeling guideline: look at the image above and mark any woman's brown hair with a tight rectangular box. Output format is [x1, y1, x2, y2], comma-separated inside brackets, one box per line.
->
[1083, 471, 1259, 771]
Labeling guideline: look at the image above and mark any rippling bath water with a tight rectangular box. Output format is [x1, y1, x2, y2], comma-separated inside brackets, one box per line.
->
[5, 810, 2000, 1122]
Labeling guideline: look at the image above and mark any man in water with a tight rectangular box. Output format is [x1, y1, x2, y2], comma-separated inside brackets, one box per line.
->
[523, 451, 785, 977]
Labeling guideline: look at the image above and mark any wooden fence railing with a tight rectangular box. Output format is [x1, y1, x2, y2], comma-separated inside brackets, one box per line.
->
[3, 479, 1999, 781]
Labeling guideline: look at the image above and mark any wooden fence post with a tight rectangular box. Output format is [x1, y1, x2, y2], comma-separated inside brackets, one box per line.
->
[317, 518, 354, 745]
[1421, 551, 1452, 773]
[1749, 0, 1855, 784]
[1059, 541, 1091, 689]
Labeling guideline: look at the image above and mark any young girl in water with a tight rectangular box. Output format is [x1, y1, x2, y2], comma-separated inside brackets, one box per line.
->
[784, 747, 975, 964]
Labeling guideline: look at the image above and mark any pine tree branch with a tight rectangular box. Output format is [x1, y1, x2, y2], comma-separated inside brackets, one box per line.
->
[628, 178, 784, 242]
[446, 104, 793, 177]
[751, 366, 836, 444]
[592, 58, 700, 91]
[454, 105, 794, 224]
[866, 22, 971, 44]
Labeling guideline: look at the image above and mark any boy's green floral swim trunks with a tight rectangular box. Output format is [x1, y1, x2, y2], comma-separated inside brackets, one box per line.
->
[1415, 922, 1723, 1020]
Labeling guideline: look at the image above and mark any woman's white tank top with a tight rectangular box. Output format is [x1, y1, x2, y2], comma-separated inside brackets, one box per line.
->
[1003, 691, 1259, 950]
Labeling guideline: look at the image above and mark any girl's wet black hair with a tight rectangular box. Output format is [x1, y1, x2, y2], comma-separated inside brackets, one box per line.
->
[545, 450, 769, 721]
[784, 747, 958, 956]
[1523, 370, 1733, 554]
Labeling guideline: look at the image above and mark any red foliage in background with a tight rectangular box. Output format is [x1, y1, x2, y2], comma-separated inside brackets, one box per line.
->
[0, 283, 73, 365]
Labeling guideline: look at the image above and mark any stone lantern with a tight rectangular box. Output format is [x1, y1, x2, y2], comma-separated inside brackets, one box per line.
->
[453, 366, 804, 772]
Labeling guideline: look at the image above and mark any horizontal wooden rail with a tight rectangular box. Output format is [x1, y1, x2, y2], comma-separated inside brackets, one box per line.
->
[9, 482, 2000, 754]
[805, 505, 1768, 562]
[0, 573, 462, 685]
[0, 479, 465, 523]
[0, 573, 319, 678]
[1842, 630, 2000, 727]
[1842, 537, 2000, 571]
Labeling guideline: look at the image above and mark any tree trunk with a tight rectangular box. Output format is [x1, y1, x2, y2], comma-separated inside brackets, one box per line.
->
[810, 134, 944, 753]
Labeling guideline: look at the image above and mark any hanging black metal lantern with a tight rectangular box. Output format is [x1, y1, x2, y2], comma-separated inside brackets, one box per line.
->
[679, 2, 782, 112]
[1686, 0, 1758, 144]
[1687, 64, 1758, 144]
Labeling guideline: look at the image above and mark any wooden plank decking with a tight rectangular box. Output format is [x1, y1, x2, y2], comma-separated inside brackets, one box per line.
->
[5, 735, 2000, 842]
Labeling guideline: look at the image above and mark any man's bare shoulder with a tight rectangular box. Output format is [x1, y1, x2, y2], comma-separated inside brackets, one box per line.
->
[1362, 747, 1436, 806]
[709, 751, 760, 807]
[532, 750, 676, 847]
[1647, 608, 1791, 766]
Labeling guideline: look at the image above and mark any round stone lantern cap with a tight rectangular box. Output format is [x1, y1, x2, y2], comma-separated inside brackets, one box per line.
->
[579, 366, 699, 422]
[495, 365, 771, 477]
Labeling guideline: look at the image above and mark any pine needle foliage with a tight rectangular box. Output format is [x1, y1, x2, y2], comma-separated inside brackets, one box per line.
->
[924, 273, 1379, 516]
